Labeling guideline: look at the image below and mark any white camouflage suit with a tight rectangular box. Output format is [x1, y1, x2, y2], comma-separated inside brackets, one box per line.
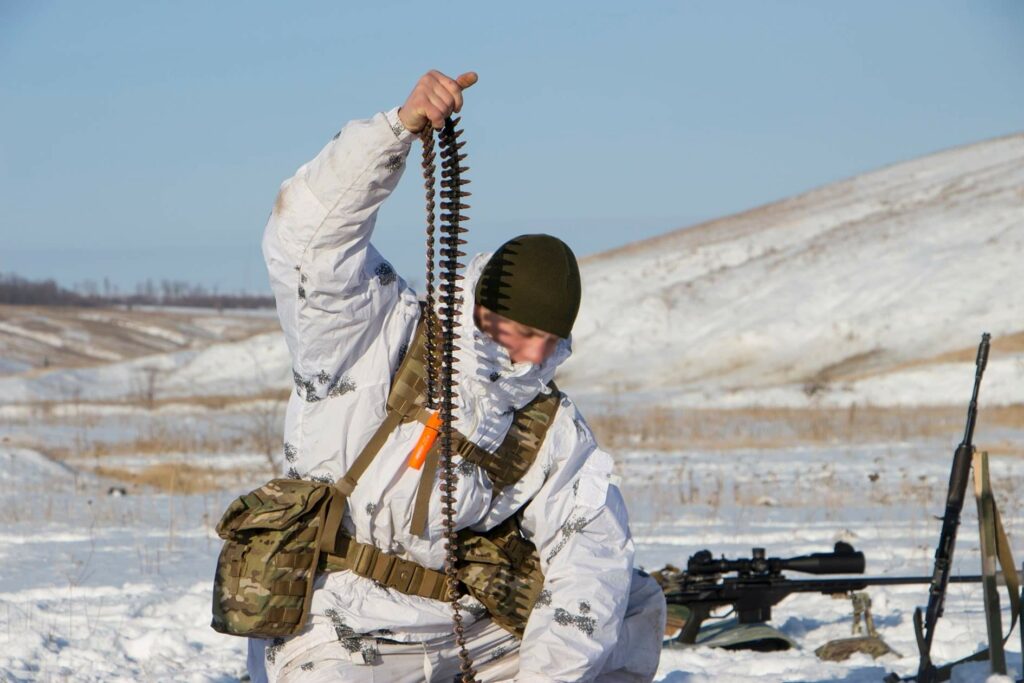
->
[250, 106, 666, 682]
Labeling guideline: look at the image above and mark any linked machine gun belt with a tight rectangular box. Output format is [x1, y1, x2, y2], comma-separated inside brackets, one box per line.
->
[420, 117, 476, 681]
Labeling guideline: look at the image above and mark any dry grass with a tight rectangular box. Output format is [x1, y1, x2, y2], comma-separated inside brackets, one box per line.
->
[92, 462, 249, 494]
[151, 388, 290, 411]
[45, 426, 247, 461]
[986, 404, 1024, 430]
[22, 388, 291, 415]
[981, 441, 1024, 459]
[588, 403, 1024, 451]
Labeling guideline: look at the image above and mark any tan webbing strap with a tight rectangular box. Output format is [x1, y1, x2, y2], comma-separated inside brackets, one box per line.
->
[320, 536, 451, 601]
[410, 441, 442, 537]
[271, 579, 308, 597]
[409, 429, 488, 538]
[461, 384, 561, 491]
[386, 309, 436, 422]
[321, 407, 406, 555]
[320, 310, 440, 564]
[994, 502, 1021, 632]
[266, 606, 303, 626]
[408, 385, 561, 535]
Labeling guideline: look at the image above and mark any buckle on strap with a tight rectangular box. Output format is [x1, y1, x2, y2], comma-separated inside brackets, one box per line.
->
[456, 437, 480, 459]
[383, 559, 419, 594]
[335, 476, 358, 497]
[352, 542, 379, 576]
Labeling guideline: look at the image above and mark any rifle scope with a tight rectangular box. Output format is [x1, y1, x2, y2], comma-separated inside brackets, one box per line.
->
[687, 541, 865, 577]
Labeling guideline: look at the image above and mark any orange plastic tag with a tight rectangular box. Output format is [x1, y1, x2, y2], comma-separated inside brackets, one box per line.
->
[407, 411, 443, 470]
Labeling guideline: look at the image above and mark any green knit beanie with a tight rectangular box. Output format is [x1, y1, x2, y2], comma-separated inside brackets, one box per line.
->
[474, 234, 581, 339]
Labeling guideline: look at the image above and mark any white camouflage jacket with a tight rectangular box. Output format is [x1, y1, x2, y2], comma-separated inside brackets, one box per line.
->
[257, 107, 634, 681]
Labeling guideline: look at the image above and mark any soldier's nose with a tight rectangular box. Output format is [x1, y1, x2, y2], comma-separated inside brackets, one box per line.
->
[522, 337, 557, 365]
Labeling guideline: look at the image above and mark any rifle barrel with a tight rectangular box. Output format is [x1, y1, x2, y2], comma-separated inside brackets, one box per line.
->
[665, 574, 985, 600]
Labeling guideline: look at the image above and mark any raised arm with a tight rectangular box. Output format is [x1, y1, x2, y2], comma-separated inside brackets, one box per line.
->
[262, 71, 476, 395]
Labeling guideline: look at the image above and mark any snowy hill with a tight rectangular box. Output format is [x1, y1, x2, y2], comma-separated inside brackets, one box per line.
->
[0, 306, 287, 404]
[563, 133, 1024, 408]
[0, 305, 278, 375]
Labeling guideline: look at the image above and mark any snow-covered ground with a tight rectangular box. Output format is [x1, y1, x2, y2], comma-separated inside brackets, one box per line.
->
[2, 435, 1021, 682]
[0, 448, 252, 681]
[620, 444, 1024, 682]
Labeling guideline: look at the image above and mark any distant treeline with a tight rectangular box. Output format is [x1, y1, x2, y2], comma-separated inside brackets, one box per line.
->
[0, 273, 274, 309]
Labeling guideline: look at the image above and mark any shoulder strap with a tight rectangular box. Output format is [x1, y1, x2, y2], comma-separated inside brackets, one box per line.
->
[461, 382, 561, 491]
[321, 311, 432, 554]
[386, 314, 435, 424]
[411, 383, 562, 536]
[320, 407, 405, 555]
[391, 309, 564, 536]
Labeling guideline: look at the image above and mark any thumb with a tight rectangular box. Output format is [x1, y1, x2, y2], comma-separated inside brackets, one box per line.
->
[455, 71, 478, 90]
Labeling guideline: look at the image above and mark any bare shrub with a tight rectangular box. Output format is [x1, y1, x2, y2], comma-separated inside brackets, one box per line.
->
[136, 366, 163, 409]
[237, 397, 287, 475]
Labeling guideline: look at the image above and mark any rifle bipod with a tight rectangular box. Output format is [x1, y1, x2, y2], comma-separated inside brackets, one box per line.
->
[421, 117, 475, 682]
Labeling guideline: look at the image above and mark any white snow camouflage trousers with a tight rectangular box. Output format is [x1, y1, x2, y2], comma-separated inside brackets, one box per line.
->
[252, 570, 665, 682]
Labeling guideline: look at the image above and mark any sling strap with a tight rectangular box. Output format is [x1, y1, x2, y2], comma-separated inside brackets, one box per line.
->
[319, 406, 405, 557]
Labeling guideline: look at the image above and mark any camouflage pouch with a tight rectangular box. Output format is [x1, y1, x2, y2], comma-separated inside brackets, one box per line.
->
[456, 516, 545, 638]
[211, 478, 338, 638]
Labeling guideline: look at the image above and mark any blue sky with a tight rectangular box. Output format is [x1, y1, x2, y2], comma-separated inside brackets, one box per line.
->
[1, 1, 1022, 294]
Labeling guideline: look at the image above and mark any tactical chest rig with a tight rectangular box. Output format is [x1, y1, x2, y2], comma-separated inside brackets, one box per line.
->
[324, 304, 559, 625]
[211, 310, 560, 640]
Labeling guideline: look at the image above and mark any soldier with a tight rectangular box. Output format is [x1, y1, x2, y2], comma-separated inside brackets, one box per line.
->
[252, 69, 665, 681]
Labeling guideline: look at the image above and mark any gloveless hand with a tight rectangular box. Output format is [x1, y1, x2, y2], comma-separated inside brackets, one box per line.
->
[398, 70, 478, 134]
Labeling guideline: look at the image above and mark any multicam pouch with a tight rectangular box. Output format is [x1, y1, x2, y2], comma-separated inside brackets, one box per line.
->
[456, 515, 545, 638]
[211, 478, 338, 638]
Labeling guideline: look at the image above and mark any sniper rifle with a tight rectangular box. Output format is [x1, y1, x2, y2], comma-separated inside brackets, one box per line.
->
[658, 543, 983, 646]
